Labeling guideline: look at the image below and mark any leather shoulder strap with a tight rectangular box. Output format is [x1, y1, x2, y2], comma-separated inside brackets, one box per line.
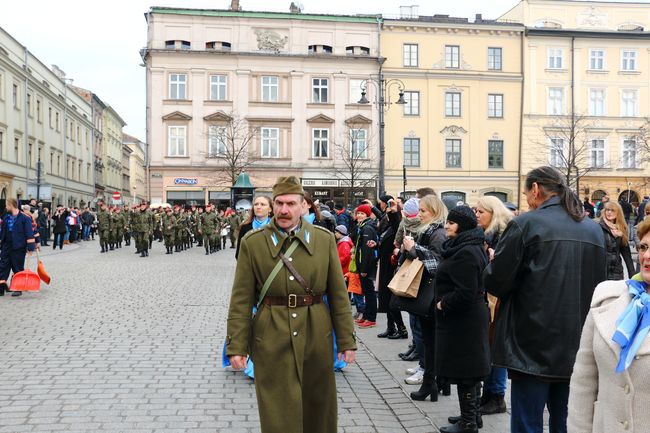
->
[279, 252, 313, 296]
[256, 240, 299, 309]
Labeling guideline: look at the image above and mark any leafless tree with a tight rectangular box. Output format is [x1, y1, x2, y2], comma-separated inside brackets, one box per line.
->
[331, 123, 378, 203]
[536, 113, 606, 192]
[204, 112, 259, 187]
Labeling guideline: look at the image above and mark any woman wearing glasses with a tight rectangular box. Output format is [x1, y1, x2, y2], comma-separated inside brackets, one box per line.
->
[568, 218, 650, 432]
[599, 201, 635, 280]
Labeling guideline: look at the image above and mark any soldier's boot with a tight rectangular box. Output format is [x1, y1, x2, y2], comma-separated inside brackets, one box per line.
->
[101, 244, 106, 253]
[140, 250, 146, 257]
[118, 242, 122, 248]
[110, 243, 114, 251]
[144, 249, 149, 257]
[205, 246, 209, 255]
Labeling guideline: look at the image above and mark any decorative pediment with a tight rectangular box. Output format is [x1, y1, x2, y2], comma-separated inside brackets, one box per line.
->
[203, 111, 232, 122]
[307, 114, 334, 124]
[345, 114, 372, 125]
[440, 125, 467, 136]
[162, 111, 192, 121]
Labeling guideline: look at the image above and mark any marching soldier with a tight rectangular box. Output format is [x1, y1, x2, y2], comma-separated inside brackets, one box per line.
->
[113, 207, 125, 249]
[195, 206, 204, 246]
[199, 203, 218, 255]
[226, 176, 356, 433]
[131, 204, 141, 254]
[226, 208, 240, 249]
[123, 205, 132, 246]
[134, 202, 149, 257]
[97, 203, 111, 253]
[173, 205, 183, 252]
[161, 207, 176, 254]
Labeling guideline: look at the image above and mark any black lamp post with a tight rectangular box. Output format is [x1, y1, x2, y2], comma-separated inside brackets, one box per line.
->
[358, 76, 406, 196]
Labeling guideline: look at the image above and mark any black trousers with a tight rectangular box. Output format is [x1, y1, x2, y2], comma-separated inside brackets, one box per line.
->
[387, 294, 406, 330]
[361, 276, 377, 322]
[0, 247, 26, 282]
[420, 315, 436, 385]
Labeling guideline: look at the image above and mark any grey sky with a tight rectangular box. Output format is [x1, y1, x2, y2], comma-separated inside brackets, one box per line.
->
[2, 0, 647, 139]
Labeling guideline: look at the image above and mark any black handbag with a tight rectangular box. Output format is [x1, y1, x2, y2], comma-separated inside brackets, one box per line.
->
[390, 272, 436, 316]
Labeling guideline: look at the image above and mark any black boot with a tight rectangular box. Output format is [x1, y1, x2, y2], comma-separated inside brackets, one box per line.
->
[440, 384, 479, 433]
[410, 380, 438, 402]
[0, 282, 6, 296]
[438, 377, 452, 396]
[448, 384, 483, 429]
[145, 249, 149, 257]
[110, 244, 114, 251]
[480, 394, 506, 415]
[388, 327, 409, 340]
[378, 328, 397, 338]
[140, 251, 145, 257]
[101, 245, 106, 253]
[399, 344, 416, 360]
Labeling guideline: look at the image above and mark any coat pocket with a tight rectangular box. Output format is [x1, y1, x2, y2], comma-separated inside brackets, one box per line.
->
[592, 401, 604, 433]
[252, 307, 271, 342]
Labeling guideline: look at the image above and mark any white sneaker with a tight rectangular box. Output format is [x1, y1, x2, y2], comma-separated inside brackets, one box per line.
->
[404, 368, 424, 385]
[405, 366, 421, 375]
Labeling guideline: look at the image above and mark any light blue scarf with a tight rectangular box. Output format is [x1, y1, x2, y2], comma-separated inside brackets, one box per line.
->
[612, 278, 650, 372]
[304, 213, 316, 224]
[252, 216, 270, 230]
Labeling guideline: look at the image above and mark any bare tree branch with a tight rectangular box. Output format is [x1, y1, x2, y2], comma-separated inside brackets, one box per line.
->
[330, 124, 378, 203]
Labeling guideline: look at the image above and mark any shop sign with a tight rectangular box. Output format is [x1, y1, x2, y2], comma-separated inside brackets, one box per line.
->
[302, 179, 339, 187]
[174, 178, 198, 185]
[312, 190, 330, 197]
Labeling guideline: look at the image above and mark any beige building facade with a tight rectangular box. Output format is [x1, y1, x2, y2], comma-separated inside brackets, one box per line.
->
[0, 26, 95, 208]
[501, 0, 650, 206]
[142, 5, 381, 208]
[382, 12, 524, 205]
[123, 133, 146, 204]
[102, 106, 126, 204]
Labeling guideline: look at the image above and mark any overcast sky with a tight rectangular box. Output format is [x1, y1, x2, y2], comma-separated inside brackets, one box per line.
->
[2, 0, 648, 139]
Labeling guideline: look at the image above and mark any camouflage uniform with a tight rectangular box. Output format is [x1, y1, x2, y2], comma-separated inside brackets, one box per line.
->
[133, 209, 149, 257]
[97, 208, 111, 253]
[161, 211, 176, 254]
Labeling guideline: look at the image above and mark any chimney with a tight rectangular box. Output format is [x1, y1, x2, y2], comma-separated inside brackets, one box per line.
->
[290, 2, 302, 13]
[475, 13, 483, 22]
[230, 0, 241, 11]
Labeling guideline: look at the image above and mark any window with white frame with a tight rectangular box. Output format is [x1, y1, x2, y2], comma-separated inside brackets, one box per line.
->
[349, 79, 364, 103]
[261, 76, 279, 102]
[548, 48, 564, 69]
[445, 45, 460, 68]
[403, 44, 418, 67]
[167, 126, 187, 157]
[488, 94, 504, 118]
[621, 89, 638, 117]
[445, 139, 462, 168]
[621, 50, 637, 71]
[261, 127, 279, 158]
[548, 87, 564, 115]
[403, 138, 420, 167]
[488, 47, 503, 70]
[589, 89, 606, 116]
[312, 78, 328, 103]
[589, 49, 605, 70]
[445, 92, 461, 117]
[622, 139, 637, 168]
[350, 129, 367, 159]
[210, 75, 227, 101]
[403, 91, 419, 116]
[590, 139, 605, 168]
[312, 129, 329, 158]
[208, 125, 227, 156]
[549, 138, 566, 167]
[169, 74, 187, 100]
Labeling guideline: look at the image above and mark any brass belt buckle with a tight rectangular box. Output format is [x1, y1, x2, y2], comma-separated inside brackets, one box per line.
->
[288, 294, 297, 308]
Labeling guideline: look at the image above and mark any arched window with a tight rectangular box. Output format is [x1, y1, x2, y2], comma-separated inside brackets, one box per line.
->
[441, 191, 466, 209]
[618, 24, 644, 32]
[484, 191, 508, 202]
[206, 41, 231, 51]
[619, 190, 639, 205]
[308, 45, 333, 54]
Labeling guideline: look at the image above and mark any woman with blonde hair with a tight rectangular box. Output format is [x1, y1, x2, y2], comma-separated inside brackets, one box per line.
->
[599, 201, 635, 280]
[475, 196, 513, 254]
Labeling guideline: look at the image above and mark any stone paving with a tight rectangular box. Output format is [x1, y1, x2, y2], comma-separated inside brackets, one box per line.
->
[0, 240, 440, 433]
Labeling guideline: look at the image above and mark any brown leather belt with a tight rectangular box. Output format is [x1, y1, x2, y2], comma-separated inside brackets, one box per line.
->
[263, 294, 324, 308]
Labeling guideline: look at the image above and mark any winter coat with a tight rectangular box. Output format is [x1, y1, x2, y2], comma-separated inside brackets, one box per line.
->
[0, 212, 36, 251]
[568, 280, 650, 433]
[51, 213, 67, 234]
[599, 220, 635, 281]
[337, 236, 353, 275]
[395, 216, 426, 247]
[354, 218, 378, 277]
[335, 209, 353, 233]
[377, 211, 402, 312]
[435, 228, 490, 380]
[484, 195, 607, 379]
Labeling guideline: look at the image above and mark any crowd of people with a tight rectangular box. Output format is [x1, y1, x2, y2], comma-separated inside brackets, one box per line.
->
[226, 166, 649, 433]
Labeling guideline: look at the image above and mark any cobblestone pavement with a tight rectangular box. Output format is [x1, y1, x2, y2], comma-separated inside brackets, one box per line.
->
[0, 240, 439, 433]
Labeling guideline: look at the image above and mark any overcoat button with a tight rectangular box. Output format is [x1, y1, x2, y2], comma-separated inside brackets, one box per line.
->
[623, 420, 630, 430]
[289, 276, 295, 281]
[292, 331, 298, 336]
[288, 257, 293, 262]
[292, 313, 297, 318]
[624, 384, 630, 394]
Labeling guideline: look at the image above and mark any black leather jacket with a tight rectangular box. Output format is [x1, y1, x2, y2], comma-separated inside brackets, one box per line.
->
[483, 196, 606, 379]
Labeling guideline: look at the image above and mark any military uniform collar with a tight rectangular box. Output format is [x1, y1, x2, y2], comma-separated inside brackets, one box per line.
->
[264, 217, 315, 258]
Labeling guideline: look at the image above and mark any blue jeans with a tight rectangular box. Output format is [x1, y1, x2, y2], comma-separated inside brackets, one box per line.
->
[83, 225, 91, 240]
[409, 314, 424, 368]
[352, 293, 365, 314]
[511, 376, 569, 433]
[484, 366, 508, 395]
[64, 225, 70, 241]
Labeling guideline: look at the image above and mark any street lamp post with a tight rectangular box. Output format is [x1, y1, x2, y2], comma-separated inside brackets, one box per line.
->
[358, 76, 406, 196]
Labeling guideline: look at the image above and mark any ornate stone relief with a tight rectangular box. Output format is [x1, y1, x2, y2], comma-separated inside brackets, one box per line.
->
[255, 29, 288, 52]
[577, 6, 608, 27]
[440, 125, 467, 136]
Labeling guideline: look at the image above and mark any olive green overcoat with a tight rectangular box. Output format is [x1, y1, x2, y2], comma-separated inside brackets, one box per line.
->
[226, 218, 356, 433]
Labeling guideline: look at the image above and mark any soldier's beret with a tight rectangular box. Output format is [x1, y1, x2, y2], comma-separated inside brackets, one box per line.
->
[272, 176, 304, 198]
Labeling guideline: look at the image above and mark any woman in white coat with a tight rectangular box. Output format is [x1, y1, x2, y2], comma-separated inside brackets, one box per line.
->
[568, 219, 650, 433]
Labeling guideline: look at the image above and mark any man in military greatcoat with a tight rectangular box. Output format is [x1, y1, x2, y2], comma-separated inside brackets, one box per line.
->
[226, 176, 356, 433]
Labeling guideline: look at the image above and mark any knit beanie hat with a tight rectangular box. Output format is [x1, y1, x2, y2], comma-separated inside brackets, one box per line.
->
[379, 195, 394, 205]
[356, 204, 372, 218]
[447, 205, 477, 233]
[335, 225, 348, 236]
[403, 198, 420, 218]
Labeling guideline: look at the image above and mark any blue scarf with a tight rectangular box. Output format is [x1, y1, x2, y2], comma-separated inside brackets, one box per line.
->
[252, 216, 270, 230]
[304, 213, 316, 224]
[612, 278, 650, 372]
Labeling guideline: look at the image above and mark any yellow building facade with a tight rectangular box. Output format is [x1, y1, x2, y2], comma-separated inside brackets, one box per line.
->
[501, 0, 650, 206]
[382, 15, 524, 205]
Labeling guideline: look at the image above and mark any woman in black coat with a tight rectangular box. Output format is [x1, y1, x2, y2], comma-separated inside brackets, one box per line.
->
[435, 206, 490, 433]
[51, 206, 68, 250]
[599, 201, 635, 280]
